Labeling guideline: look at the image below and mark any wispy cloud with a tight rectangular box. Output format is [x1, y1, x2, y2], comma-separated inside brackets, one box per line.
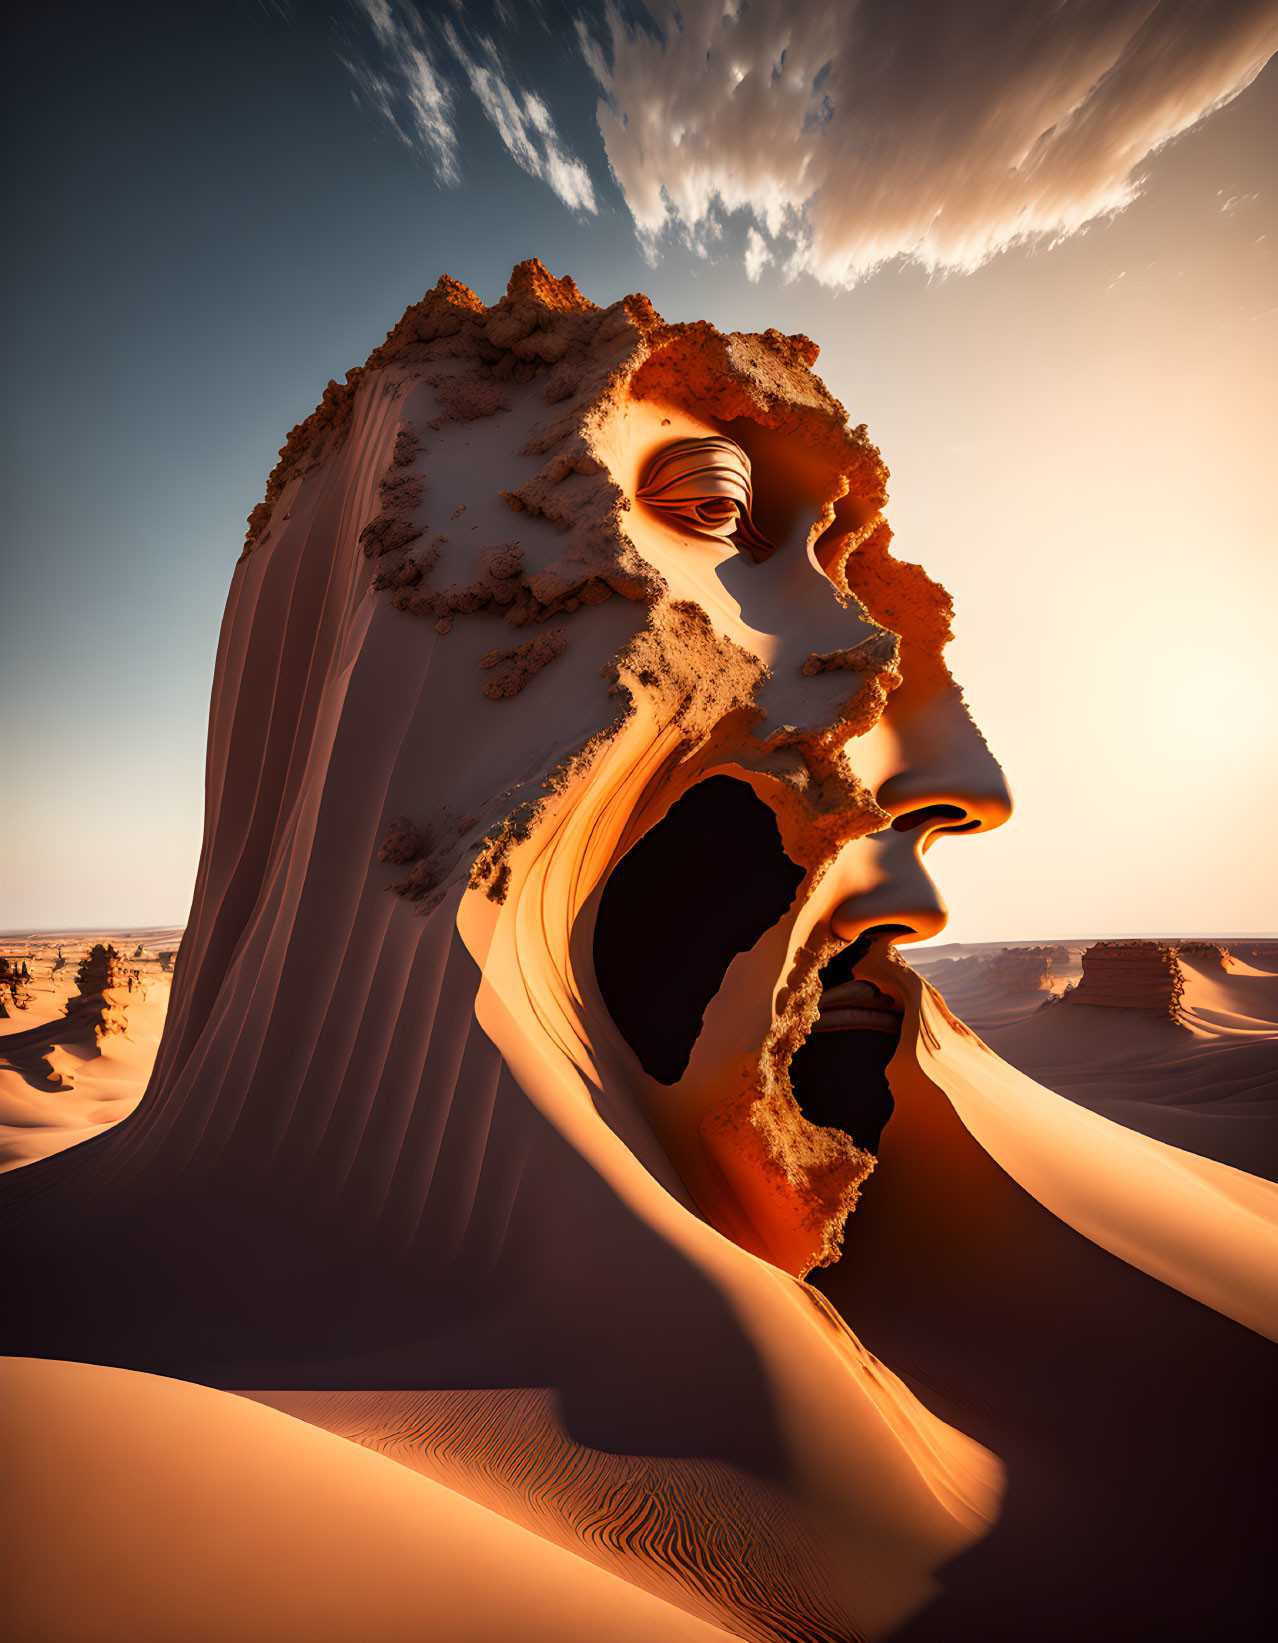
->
[342, 0, 596, 211]
[340, 1, 1277, 284]
[582, 0, 1278, 286]
[441, 21, 596, 211]
[341, 0, 460, 183]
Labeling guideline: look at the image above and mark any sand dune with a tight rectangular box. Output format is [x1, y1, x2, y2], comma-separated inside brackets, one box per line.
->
[247, 1386, 862, 1643]
[814, 965, 1278, 1640]
[2, 1357, 735, 1643]
[0, 931, 176, 1173]
[3, 266, 1275, 1641]
[913, 942, 1278, 1182]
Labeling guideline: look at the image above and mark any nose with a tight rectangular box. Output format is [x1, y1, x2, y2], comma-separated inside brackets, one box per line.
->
[873, 685, 1013, 837]
[828, 683, 1013, 948]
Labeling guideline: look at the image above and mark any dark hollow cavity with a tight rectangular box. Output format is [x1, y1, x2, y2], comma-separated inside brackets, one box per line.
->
[787, 929, 905, 1154]
[593, 776, 804, 1085]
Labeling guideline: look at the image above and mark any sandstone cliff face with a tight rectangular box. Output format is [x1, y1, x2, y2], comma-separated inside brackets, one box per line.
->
[987, 945, 1069, 996]
[229, 258, 935, 1280]
[4, 260, 1016, 1640]
[1064, 941, 1185, 1018]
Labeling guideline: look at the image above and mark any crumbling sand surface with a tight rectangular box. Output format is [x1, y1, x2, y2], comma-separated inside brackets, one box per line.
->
[0, 929, 180, 1173]
[3, 264, 1275, 1642]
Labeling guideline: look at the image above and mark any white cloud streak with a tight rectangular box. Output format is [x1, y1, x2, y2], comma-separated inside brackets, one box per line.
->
[583, 0, 1278, 286]
[441, 22, 597, 211]
[344, 0, 596, 212]
[345, 0, 460, 183]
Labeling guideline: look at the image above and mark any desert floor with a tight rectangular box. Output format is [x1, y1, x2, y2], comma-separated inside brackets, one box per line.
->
[2, 930, 1275, 1641]
[5, 929, 1271, 1183]
[0, 927, 181, 1173]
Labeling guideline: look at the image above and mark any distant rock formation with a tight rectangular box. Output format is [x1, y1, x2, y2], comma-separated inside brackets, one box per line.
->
[1174, 940, 1231, 972]
[157, 951, 176, 974]
[0, 958, 33, 1015]
[73, 944, 126, 1000]
[987, 945, 1069, 995]
[1062, 941, 1185, 1018]
[0, 946, 130, 1092]
[68, 944, 128, 1038]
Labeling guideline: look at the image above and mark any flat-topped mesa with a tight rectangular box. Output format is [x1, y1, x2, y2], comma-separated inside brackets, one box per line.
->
[987, 945, 1069, 996]
[1064, 941, 1185, 1019]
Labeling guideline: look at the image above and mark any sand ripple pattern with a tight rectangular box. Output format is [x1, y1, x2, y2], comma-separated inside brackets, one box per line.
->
[251, 1387, 859, 1643]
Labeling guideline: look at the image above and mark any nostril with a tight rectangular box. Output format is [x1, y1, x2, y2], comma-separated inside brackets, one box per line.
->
[890, 804, 973, 834]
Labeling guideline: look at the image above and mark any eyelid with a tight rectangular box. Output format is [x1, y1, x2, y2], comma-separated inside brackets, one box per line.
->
[636, 437, 774, 560]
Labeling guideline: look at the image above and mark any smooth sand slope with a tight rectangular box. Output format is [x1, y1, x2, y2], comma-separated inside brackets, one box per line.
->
[813, 967, 1278, 1641]
[2, 1357, 735, 1643]
[918, 943, 1278, 1180]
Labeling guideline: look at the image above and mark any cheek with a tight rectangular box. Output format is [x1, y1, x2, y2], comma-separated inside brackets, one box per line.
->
[626, 514, 762, 645]
[841, 718, 904, 796]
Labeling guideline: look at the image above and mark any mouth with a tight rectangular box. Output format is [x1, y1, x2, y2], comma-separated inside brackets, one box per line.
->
[787, 932, 905, 1154]
[813, 956, 905, 1035]
[593, 776, 905, 1157]
[592, 775, 805, 1087]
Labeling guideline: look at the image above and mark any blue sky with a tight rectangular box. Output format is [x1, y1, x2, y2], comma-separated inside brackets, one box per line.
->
[3, 1, 1275, 936]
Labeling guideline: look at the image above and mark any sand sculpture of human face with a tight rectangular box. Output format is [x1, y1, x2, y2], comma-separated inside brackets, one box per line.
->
[417, 272, 1014, 1281]
[580, 405, 1012, 1275]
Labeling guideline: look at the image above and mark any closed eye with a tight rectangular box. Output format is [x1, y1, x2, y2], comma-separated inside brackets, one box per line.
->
[636, 436, 774, 560]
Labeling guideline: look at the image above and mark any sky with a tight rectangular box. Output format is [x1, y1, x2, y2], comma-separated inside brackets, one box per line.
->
[2, 0, 1276, 942]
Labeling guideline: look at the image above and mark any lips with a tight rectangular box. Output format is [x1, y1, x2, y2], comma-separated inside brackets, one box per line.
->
[813, 975, 905, 1034]
[788, 952, 900, 1151]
